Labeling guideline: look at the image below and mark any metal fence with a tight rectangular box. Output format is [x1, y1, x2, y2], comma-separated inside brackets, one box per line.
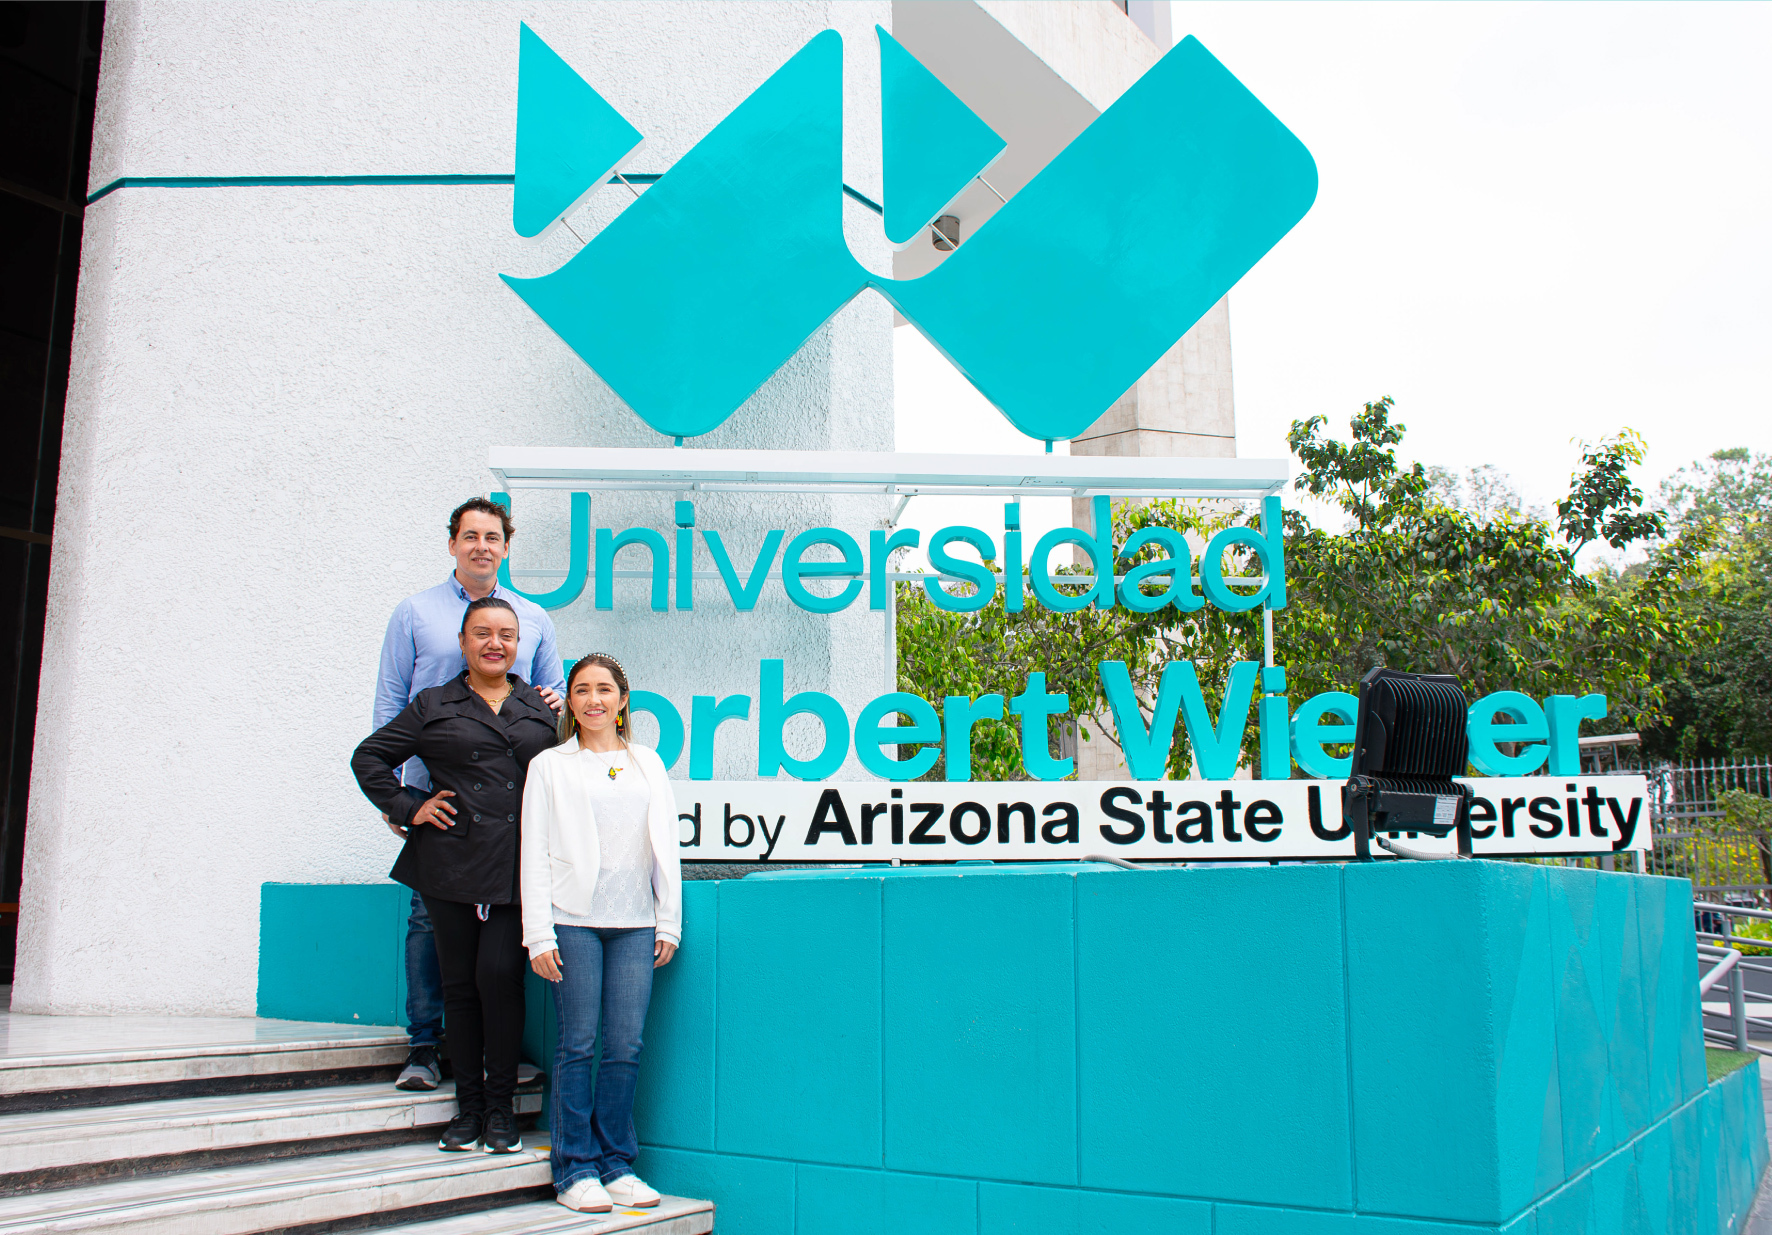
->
[1519, 757, 1772, 903]
[1639, 759, 1772, 904]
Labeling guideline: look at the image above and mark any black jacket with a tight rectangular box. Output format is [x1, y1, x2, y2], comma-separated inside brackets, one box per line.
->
[351, 673, 559, 905]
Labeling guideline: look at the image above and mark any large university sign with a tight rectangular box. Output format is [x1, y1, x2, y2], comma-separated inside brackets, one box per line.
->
[488, 22, 1643, 864]
[676, 777, 1652, 862]
[501, 24, 1317, 444]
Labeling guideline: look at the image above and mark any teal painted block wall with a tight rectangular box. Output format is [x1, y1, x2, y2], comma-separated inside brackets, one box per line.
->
[258, 882, 557, 1068]
[256, 866, 1765, 1233]
[625, 863, 1762, 1235]
[257, 882, 407, 1025]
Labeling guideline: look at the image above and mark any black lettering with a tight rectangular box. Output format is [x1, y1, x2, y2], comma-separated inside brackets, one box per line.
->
[908, 803, 947, 844]
[1041, 801, 1080, 844]
[1175, 801, 1212, 843]
[1607, 798, 1642, 850]
[1528, 797, 1563, 838]
[1468, 796, 1497, 840]
[891, 803, 904, 844]
[1566, 787, 1580, 836]
[1306, 785, 1349, 841]
[724, 803, 754, 848]
[806, 790, 857, 846]
[1100, 787, 1145, 844]
[999, 801, 1035, 844]
[1217, 789, 1243, 842]
[1501, 797, 1526, 839]
[679, 802, 702, 847]
[861, 802, 888, 846]
[1587, 790, 1616, 839]
[1145, 789, 1173, 844]
[951, 802, 991, 845]
[1582, 785, 1607, 837]
[759, 814, 786, 860]
[1245, 800, 1281, 842]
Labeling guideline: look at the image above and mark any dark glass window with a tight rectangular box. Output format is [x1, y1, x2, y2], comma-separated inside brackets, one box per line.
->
[0, 1, 103, 982]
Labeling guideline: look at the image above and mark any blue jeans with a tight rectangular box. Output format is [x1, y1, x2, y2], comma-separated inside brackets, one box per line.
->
[549, 926, 655, 1191]
[405, 891, 445, 1047]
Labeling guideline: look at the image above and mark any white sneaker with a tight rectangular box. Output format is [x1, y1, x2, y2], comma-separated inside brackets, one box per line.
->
[557, 1177, 612, 1213]
[604, 1174, 661, 1207]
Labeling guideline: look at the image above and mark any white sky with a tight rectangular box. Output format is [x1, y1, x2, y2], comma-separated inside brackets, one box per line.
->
[892, 1, 1772, 559]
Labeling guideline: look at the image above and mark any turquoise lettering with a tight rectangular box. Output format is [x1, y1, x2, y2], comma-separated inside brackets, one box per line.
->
[689, 693, 752, 780]
[855, 692, 941, 779]
[924, 526, 998, 612]
[703, 529, 784, 611]
[757, 658, 850, 780]
[781, 527, 863, 614]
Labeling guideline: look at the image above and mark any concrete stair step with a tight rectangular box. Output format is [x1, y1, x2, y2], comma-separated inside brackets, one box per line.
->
[380, 1196, 714, 1234]
[0, 1139, 552, 1234]
[0, 1080, 543, 1190]
[0, 1016, 407, 1110]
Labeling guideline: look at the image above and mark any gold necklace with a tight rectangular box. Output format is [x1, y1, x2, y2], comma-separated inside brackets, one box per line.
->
[583, 744, 625, 780]
[473, 680, 513, 706]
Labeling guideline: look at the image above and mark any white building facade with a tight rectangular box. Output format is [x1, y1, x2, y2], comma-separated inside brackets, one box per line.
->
[15, 0, 1216, 1016]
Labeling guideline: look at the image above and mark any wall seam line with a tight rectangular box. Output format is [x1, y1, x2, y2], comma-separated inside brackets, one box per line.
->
[879, 876, 886, 1171]
[84, 173, 886, 212]
[1073, 872, 1083, 1190]
[1339, 863, 1360, 1213]
[711, 880, 719, 1154]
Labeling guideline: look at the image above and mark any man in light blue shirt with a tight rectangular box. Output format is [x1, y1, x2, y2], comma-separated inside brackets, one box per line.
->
[373, 497, 569, 1090]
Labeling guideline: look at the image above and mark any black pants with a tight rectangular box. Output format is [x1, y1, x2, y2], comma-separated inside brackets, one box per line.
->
[422, 896, 525, 1116]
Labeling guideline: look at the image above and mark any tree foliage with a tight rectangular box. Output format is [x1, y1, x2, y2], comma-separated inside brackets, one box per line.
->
[895, 396, 1705, 779]
[1282, 401, 1702, 727]
[1639, 449, 1772, 760]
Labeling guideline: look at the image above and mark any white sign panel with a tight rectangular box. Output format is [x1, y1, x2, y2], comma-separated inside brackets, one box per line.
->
[673, 777, 1652, 863]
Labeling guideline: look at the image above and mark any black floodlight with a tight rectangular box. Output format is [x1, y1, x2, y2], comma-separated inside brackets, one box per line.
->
[1342, 667, 1474, 859]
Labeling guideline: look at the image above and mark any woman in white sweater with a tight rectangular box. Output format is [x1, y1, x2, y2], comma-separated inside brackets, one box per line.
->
[520, 653, 682, 1215]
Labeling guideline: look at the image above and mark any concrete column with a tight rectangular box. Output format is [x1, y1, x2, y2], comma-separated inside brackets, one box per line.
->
[1070, 297, 1235, 462]
[1069, 297, 1234, 780]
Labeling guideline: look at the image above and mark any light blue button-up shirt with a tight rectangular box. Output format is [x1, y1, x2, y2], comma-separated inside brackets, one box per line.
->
[374, 574, 569, 790]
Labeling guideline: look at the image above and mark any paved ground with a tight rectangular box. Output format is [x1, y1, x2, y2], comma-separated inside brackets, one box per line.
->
[1743, 1053, 1772, 1234]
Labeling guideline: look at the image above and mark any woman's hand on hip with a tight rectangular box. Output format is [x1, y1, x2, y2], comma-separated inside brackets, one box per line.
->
[531, 949, 563, 982]
[412, 790, 457, 830]
[654, 939, 677, 968]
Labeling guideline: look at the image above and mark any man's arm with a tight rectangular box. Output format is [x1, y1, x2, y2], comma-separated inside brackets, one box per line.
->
[374, 601, 416, 731]
[531, 609, 568, 700]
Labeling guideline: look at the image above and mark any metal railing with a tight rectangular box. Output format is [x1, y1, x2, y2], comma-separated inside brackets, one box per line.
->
[1693, 900, 1772, 1054]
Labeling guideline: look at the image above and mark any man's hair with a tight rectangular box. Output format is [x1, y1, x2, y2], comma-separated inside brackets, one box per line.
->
[449, 497, 515, 542]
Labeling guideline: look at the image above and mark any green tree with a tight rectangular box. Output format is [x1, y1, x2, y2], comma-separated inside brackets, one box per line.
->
[1282, 402, 1702, 728]
[1640, 449, 1772, 760]
[895, 398, 1703, 779]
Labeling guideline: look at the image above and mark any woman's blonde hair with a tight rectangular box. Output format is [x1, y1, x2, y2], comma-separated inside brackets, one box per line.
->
[560, 653, 632, 747]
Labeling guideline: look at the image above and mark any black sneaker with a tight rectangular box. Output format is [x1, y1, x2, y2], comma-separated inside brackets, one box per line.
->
[483, 1107, 523, 1154]
[396, 1045, 442, 1092]
[438, 1111, 483, 1152]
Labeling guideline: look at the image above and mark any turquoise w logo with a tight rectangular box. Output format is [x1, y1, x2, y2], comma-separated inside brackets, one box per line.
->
[501, 24, 1317, 445]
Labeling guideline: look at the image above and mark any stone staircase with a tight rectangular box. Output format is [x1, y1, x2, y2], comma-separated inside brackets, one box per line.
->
[0, 1014, 712, 1234]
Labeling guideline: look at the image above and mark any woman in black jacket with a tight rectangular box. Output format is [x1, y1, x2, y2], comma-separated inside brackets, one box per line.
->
[352, 596, 559, 1154]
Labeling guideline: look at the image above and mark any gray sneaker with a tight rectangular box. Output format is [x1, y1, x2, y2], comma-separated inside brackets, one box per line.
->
[396, 1045, 442, 1091]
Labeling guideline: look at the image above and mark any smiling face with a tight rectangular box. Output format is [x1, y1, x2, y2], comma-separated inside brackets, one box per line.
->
[459, 607, 520, 680]
[450, 510, 509, 592]
[569, 663, 627, 738]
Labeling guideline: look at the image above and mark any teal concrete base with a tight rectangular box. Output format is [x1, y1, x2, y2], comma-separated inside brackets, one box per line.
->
[257, 881, 564, 1064]
[257, 882, 407, 1025]
[628, 863, 1768, 1235]
[256, 865, 1768, 1232]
